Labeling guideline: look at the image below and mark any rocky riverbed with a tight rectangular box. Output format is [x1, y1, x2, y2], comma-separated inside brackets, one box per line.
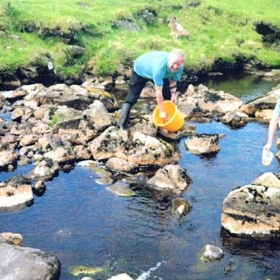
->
[1, 72, 280, 279]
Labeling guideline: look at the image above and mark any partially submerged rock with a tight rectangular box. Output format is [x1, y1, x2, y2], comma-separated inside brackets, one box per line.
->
[147, 164, 192, 194]
[0, 175, 33, 212]
[106, 183, 136, 197]
[184, 134, 220, 155]
[70, 265, 103, 276]
[201, 244, 224, 262]
[171, 197, 191, 216]
[221, 172, 280, 239]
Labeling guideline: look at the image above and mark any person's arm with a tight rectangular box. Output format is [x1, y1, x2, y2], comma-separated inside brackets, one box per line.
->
[263, 115, 279, 151]
[155, 85, 167, 119]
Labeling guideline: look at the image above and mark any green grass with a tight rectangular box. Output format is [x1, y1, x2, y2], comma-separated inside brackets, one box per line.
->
[1, 0, 280, 80]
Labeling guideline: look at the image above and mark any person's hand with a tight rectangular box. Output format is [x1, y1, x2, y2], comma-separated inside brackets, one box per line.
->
[160, 111, 167, 119]
[171, 92, 177, 104]
[263, 143, 271, 152]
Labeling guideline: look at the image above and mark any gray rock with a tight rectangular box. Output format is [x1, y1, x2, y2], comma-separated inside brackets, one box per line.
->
[0, 235, 61, 280]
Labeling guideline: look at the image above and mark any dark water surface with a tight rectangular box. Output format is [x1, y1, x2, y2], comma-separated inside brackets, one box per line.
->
[1, 74, 280, 280]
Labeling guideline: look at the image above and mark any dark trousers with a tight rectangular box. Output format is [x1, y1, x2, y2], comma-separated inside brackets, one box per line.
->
[124, 71, 172, 106]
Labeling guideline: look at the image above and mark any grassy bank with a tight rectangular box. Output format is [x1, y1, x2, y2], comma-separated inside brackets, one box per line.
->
[0, 0, 280, 81]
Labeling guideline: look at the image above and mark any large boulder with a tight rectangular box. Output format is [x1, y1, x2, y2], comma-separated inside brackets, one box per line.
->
[241, 86, 280, 120]
[178, 84, 243, 121]
[89, 127, 179, 167]
[221, 172, 280, 238]
[0, 234, 61, 280]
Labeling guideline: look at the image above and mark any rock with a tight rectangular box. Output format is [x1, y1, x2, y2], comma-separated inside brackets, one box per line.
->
[0, 150, 18, 169]
[108, 273, 134, 280]
[184, 134, 220, 155]
[19, 134, 39, 146]
[179, 84, 243, 121]
[221, 172, 280, 238]
[147, 164, 192, 194]
[89, 126, 128, 161]
[70, 265, 103, 276]
[241, 87, 280, 117]
[221, 110, 249, 128]
[83, 86, 119, 111]
[125, 131, 178, 166]
[201, 244, 224, 262]
[106, 157, 138, 173]
[0, 176, 33, 212]
[44, 146, 76, 164]
[26, 159, 59, 181]
[83, 100, 112, 132]
[171, 197, 191, 216]
[32, 180, 46, 196]
[1, 232, 23, 246]
[106, 183, 136, 197]
[67, 45, 85, 58]
[0, 234, 61, 280]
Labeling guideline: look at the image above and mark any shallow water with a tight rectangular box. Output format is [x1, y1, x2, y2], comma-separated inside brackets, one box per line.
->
[1, 74, 280, 280]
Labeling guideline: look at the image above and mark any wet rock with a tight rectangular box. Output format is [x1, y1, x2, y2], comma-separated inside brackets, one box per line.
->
[221, 172, 280, 238]
[184, 133, 220, 155]
[26, 159, 59, 181]
[224, 259, 236, 275]
[0, 175, 33, 212]
[179, 84, 243, 121]
[77, 160, 114, 184]
[108, 273, 134, 280]
[44, 146, 76, 164]
[127, 113, 158, 137]
[0, 234, 61, 280]
[0, 150, 18, 169]
[126, 131, 178, 166]
[147, 164, 192, 194]
[106, 157, 138, 173]
[171, 197, 191, 216]
[89, 126, 128, 160]
[241, 86, 280, 118]
[70, 265, 103, 276]
[1, 232, 23, 246]
[220, 110, 249, 128]
[201, 244, 224, 262]
[32, 180, 46, 196]
[106, 183, 136, 197]
[158, 123, 196, 141]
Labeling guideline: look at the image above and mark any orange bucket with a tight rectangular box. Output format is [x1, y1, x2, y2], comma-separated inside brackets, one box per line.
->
[152, 101, 184, 132]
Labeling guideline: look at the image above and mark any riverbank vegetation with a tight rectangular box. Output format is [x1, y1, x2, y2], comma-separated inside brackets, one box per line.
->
[0, 0, 280, 83]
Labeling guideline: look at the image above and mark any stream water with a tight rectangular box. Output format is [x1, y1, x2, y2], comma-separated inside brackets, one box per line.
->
[1, 73, 280, 280]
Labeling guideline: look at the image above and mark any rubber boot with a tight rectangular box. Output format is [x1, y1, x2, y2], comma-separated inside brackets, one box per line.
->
[119, 103, 132, 130]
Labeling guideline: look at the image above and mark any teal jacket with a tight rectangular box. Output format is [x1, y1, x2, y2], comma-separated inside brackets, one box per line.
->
[133, 51, 184, 86]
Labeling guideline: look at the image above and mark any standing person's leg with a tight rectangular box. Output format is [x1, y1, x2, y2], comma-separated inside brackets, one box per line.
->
[162, 79, 172, 100]
[119, 72, 148, 130]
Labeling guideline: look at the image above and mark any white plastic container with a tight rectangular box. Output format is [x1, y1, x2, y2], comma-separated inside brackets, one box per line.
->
[262, 150, 274, 166]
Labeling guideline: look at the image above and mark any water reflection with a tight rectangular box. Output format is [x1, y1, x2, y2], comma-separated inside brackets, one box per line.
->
[201, 72, 280, 102]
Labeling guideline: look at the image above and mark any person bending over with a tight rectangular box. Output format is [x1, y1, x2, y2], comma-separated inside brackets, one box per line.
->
[119, 49, 185, 130]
